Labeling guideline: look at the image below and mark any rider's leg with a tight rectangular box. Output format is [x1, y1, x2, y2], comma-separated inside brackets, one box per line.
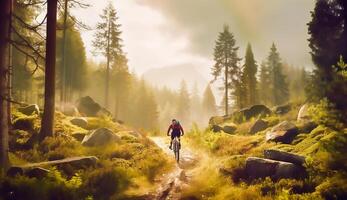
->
[169, 136, 173, 149]
[178, 137, 181, 149]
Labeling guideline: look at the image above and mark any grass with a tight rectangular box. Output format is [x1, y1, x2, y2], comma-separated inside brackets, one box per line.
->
[4, 108, 171, 200]
[182, 102, 347, 200]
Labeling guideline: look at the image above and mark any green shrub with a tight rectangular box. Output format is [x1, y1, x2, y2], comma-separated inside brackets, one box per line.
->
[308, 99, 344, 129]
[83, 167, 132, 199]
[0, 168, 83, 200]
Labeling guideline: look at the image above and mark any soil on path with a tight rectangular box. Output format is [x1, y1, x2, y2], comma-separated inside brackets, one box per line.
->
[146, 137, 198, 200]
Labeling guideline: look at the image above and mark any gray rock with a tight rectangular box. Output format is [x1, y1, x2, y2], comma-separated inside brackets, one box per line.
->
[82, 128, 120, 146]
[209, 116, 224, 125]
[7, 166, 24, 176]
[235, 105, 271, 122]
[245, 157, 306, 181]
[71, 132, 87, 142]
[264, 149, 306, 165]
[266, 121, 299, 144]
[25, 167, 50, 179]
[76, 96, 102, 117]
[222, 124, 237, 134]
[7, 156, 98, 178]
[18, 104, 40, 115]
[297, 104, 310, 122]
[249, 119, 268, 134]
[13, 156, 98, 171]
[274, 104, 291, 115]
[211, 125, 222, 132]
[70, 117, 88, 129]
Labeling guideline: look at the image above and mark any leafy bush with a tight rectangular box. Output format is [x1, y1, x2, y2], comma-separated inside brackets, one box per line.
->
[308, 99, 344, 129]
[0, 168, 83, 200]
[83, 166, 132, 199]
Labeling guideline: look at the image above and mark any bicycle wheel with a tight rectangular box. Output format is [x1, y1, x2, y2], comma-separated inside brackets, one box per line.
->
[174, 139, 180, 163]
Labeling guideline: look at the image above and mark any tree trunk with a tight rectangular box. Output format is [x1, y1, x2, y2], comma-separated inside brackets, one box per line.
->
[39, 0, 58, 141]
[224, 65, 229, 116]
[105, 16, 111, 108]
[7, 0, 13, 128]
[60, 0, 68, 109]
[0, 0, 11, 173]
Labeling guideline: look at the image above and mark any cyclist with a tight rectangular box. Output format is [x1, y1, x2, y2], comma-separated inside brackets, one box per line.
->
[167, 119, 184, 150]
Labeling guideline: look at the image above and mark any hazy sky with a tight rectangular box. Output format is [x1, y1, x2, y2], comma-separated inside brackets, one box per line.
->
[73, 0, 315, 76]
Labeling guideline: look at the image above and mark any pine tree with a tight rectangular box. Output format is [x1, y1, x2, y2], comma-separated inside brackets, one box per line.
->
[241, 43, 258, 106]
[111, 54, 130, 120]
[132, 80, 158, 130]
[56, 18, 88, 101]
[176, 80, 190, 124]
[0, 0, 11, 172]
[202, 84, 217, 117]
[92, 2, 123, 108]
[39, 0, 58, 141]
[267, 43, 289, 105]
[212, 25, 241, 115]
[308, 0, 347, 119]
[259, 61, 272, 105]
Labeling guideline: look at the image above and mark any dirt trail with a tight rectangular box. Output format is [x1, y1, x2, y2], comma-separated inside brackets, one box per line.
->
[147, 137, 198, 200]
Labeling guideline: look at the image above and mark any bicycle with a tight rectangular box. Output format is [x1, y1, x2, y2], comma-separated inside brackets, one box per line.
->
[172, 136, 180, 163]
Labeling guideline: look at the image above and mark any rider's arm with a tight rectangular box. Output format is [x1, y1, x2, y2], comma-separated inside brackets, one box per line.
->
[180, 125, 184, 136]
[167, 125, 172, 136]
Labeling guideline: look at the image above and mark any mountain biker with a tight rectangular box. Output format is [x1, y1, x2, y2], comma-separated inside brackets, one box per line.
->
[167, 119, 184, 150]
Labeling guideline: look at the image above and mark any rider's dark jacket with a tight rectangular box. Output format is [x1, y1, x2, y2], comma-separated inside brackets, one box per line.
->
[167, 124, 184, 138]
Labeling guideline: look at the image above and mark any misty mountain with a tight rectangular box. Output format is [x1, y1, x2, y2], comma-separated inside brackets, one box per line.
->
[143, 64, 209, 92]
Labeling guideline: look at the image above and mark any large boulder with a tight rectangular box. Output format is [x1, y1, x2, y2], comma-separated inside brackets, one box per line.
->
[76, 96, 105, 117]
[297, 104, 310, 122]
[18, 104, 40, 115]
[25, 167, 50, 179]
[264, 149, 306, 165]
[222, 123, 237, 134]
[245, 157, 306, 180]
[8, 156, 98, 177]
[249, 119, 268, 134]
[70, 117, 88, 129]
[266, 121, 298, 144]
[211, 125, 222, 133]
[82, 128, 120, 146]
[209, 116, 224, 125]
[235, 105, 271, 122]
[71, 132, 88, 142]
[273, 104, 291, 115]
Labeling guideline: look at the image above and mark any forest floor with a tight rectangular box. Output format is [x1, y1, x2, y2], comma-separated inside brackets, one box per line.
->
[146, 137, 199, 200]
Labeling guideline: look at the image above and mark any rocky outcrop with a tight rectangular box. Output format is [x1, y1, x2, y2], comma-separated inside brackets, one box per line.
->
[234, 105, 271, 122]
[222, 123, 237, 134]
[76, 96, 111, 117]
[76, 96, 101, 116]
[249, 119, 268, 134]
[18, 104, 40, 115]
[245, 157, 306, 180]
[71, 132, 87, 142]
[297, 104, 310, 122]
[273, 104, 291, 115]
[264, 149, 306, 166]
[209, 116, 224, 125]
[8, 156, 98, 177]
[70, 117, 88, 129]
[266, 121, 298, 144]
[211, 125, 222, 132]
[81, 128, 120, 146]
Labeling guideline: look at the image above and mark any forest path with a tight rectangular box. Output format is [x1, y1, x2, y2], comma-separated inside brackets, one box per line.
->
[147, 136, 198, 200]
